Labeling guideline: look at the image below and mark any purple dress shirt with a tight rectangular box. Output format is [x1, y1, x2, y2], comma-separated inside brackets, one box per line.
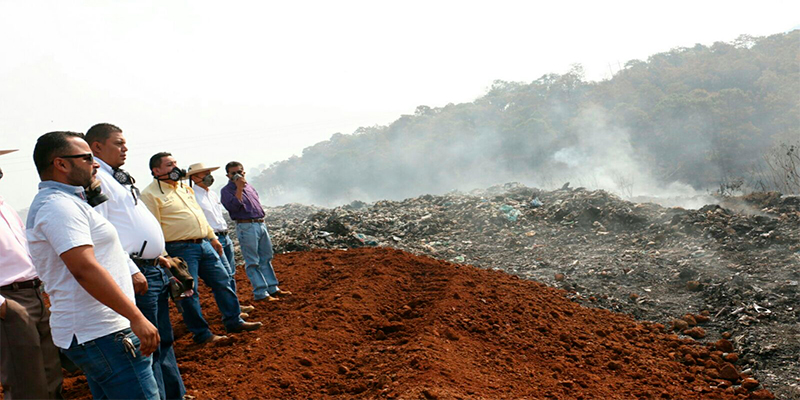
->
[220, 181, 266, 220]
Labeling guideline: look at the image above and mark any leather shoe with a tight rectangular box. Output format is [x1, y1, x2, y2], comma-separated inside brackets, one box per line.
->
[227, 321, 262, 333]
[255, 296, 279, 302]
[240, 312, 250, 319]
[198, 334, 230, 346]
[240, 305, 255, 313]
[272, 290, 292, 297]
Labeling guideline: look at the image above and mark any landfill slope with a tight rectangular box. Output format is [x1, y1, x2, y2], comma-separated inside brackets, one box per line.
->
[61, 247, 772, 399]
[260, 184, 799, 397]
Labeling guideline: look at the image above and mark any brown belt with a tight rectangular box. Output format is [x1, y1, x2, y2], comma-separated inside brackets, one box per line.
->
[235, 218, 264, 224]
[0, 278, 42, 291]
[166, 238, 205, 245]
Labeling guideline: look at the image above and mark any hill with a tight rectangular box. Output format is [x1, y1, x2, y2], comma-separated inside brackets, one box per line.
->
[252, 31, 799, 206]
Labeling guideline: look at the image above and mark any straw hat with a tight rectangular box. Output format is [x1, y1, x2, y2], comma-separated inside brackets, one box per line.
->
[186, 162, 220, 176]
[0, 149, 18, 156]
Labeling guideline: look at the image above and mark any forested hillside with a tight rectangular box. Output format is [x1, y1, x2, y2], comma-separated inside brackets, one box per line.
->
[253, 31, 799, 205]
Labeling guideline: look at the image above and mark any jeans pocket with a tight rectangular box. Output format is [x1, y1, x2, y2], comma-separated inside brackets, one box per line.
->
[116, 330, 144, 359]
[74, 340, 114, 382]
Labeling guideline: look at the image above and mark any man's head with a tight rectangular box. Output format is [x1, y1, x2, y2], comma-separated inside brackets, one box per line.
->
[149, 152, 182, 183]
[225, 161, 245, 181]
[86, 123, 127, 169]
[187, 163, 219, 189]
[33, 131, 98, 187]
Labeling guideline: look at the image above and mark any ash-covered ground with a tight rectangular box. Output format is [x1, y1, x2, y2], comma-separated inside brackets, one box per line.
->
[257, 183, 800, 398]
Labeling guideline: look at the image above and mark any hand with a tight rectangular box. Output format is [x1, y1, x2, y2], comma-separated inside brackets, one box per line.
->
[211, 239, 224, 256]
[234, 175, 247, 188]
[157, 256, 170, 269]
[132, 272, 148, 295]
[0, 301, 6, 320]
[130, 315, 160, 357]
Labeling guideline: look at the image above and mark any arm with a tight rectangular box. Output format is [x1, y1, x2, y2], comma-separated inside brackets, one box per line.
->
[60, 245, 159, 356]
[220, 186, 245, 214]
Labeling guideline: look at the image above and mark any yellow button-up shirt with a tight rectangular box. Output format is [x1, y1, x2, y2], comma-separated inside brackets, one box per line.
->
[140, 180, 216, 242]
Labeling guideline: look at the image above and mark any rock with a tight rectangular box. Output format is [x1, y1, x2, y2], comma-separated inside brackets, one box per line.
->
[723, 353, 738, 363]
[444, 329, 459, 341]
[422, 388, 440, 399]
[715, 339, 734, 353]
[721, 332, 732, 339]
[686, 281, 702, 291]
[681, 314, 697, 326]
[750, 389, 775, 399]
[693, 313, 710, 323]
[741, 378, 760, 390]
[683, 327, 706, 339]
[718, 363, 739, 381]
[555, 273, 566, 282]
[671, 319, 689, 331]
[607, 361, 622, 370]
[301, 371, 313, 379]
[337, 364, 350, 374]
[298, 357, 313, 367]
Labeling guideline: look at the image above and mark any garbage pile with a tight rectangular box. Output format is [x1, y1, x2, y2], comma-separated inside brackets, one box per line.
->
[262, 183, 800, 397]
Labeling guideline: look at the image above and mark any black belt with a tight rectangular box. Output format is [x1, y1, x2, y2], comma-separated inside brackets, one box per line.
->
[235, 218, 264, 224]
[215, 230, 228, 236]
[0, 278, 42, 291]
[131, 257, 158, 267]
[166, 238, 205, 244]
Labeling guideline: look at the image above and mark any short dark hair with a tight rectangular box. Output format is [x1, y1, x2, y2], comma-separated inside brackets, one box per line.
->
[33, 131, 85, 175]
[149, 152, 172, 170]
[225, 161, 243, 174]
[85, 123, 122, 146]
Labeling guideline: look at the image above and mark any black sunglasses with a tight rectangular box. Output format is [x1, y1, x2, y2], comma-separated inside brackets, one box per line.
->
[54, 153, 94, 163]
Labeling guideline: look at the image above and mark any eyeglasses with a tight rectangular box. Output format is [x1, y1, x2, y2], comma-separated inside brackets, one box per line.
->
[54, 153, 94, 163]
[229, 170, 245, 175]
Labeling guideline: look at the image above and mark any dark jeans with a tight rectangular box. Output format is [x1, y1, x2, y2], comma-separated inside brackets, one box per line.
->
[165, 240, 243, 343]
[134, 263, 186, 400]
[61, 329, 159, 400]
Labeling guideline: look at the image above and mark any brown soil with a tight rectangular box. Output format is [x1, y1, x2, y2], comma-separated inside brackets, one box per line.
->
[56, 247, 770, 399]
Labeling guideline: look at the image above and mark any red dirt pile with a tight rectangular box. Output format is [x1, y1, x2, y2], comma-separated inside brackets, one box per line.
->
[58, 248, 772, 399]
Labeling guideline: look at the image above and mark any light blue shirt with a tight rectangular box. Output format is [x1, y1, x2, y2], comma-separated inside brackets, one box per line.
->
[26, 181, 134, 348]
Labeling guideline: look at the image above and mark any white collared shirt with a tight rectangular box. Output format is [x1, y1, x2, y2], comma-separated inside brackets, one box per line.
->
[27, 181, 134, 348]
[0, 195, 38, 306]
[94, 158, 166, 264]
[193, 185, 229, 233]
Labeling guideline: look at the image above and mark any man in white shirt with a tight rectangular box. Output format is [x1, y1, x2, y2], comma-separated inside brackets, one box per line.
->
[186, 163, 255, 315]
[86, 123, 186, 400]
[0, 149, 63, 399]
[27, 131, 159, 400]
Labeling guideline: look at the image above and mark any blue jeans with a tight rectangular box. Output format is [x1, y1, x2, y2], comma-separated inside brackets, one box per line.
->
[165, 240, 244, 343]
[61, 328, 159, 400]
[236, 222, 280, 300]
[216, 233, 237, 293]
[134, 263, 186, 400]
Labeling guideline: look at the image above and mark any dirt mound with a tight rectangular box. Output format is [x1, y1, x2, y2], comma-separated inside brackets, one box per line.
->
[60, 248, 772, 399]
[258, 184, 800, 397]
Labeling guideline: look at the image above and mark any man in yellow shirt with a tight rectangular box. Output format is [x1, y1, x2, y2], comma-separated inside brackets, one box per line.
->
[141, 152, 261, 344]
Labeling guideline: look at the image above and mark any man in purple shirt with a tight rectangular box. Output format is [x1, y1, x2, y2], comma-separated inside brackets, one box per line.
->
[220, 162, 291, 302]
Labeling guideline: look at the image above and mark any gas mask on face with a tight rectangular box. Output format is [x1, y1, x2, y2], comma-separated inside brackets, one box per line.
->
[85, 179, 109, 207]
[202, 174, 214, 187]
[155, 166, 187, 182]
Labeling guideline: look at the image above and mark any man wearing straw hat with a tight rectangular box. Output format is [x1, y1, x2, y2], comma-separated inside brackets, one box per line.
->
[186, 162, 255, 316]
[0, 148, 63, 399]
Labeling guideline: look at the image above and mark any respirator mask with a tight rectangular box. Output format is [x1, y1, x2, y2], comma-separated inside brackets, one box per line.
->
[202, 174, 214, 186]
[156, 167, 187, 181]
[85, 179, 109, 207]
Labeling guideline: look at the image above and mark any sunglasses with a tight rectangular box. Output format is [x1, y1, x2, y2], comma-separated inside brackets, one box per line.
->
[229, 170, 245, 175]
[55, 153, 94, 163]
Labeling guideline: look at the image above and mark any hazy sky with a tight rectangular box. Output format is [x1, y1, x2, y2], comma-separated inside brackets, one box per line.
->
[1, 1, 797, 210]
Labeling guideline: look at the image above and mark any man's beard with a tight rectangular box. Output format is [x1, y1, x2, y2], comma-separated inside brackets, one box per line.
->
[66, 161, 94, 188]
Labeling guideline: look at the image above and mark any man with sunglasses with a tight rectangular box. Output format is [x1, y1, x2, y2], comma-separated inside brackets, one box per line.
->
[26, 132, 160, 400]
[86, 123, 185, 400]
[221, 162, 291, 302]
[0, 148, 63, 399]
